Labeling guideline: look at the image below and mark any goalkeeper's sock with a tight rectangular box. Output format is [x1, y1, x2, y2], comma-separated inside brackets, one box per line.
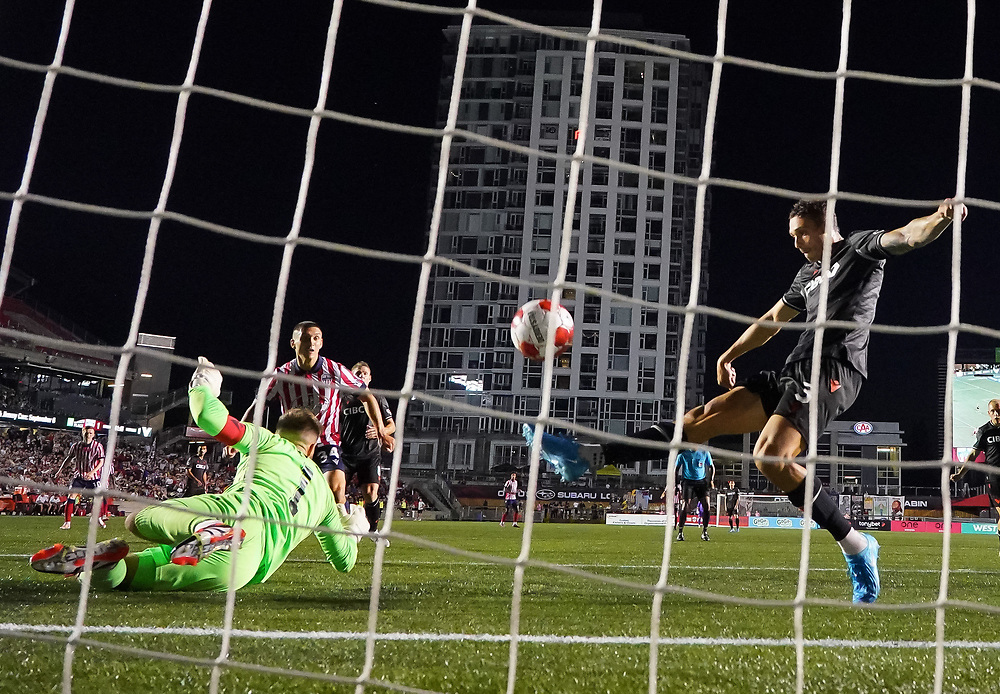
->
[603, 422, 677, 465]
[787, 479, 852, 542]
[365, 502, 381, 532]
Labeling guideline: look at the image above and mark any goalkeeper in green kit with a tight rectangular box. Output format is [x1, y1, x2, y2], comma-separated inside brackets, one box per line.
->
[30, 357, 367, 591]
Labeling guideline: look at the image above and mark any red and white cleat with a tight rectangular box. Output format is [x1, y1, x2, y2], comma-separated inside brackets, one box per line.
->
[170, 520, 245, 566]
[30, 539, 129, 576]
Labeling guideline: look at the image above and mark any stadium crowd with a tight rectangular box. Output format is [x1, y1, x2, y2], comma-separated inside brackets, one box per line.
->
[0, 426, 424, 518]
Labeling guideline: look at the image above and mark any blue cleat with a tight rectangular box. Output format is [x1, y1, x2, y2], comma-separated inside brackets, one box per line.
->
[521, 424, 592, 482]
[844, 533, 880, 603]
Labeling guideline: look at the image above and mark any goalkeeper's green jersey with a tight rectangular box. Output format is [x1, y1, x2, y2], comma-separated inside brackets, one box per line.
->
[189, 385, 356, 583]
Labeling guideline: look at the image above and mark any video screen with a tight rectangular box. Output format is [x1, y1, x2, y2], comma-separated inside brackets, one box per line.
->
[952, 363, 1000, 460]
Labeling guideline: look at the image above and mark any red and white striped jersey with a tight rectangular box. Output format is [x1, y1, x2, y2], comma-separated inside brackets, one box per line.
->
[503, 479, 518, 501]
[67, 440, 107, 481]
[264, 357, 365, 446]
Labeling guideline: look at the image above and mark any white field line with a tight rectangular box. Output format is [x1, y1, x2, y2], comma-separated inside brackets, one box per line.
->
[2, 554, 998, 573]
[2, 623, 1000, 651]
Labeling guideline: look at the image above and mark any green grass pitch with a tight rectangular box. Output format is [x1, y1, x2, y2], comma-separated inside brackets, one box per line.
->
[2, 517, 1000, 693]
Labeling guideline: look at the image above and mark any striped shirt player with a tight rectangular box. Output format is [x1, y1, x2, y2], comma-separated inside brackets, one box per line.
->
[500, 473, 520, 528]
[59, 426, 111, 530]
[244, 321, 389, 513]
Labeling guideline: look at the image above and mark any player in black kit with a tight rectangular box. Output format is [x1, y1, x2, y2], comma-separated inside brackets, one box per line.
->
[339, 361, 395, 543]
[530, 198, 966, 603]
[725, 480, 741, 533]
[183, 443, 211, 497]
[952, 398, 1000, 553]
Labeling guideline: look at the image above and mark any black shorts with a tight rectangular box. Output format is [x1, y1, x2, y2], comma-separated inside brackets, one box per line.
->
[70, 478, 99, 491]
[315, 444, 344, 474]
[342, 455, 381, 486]
[681, 479, 709, 502]
[182, 481, 207, 497]
[726, 503, 738, 515]
[740, 358, 863, 440]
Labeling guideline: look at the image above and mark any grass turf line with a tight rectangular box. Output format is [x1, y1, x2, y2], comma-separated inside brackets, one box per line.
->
[2, 516, 1000, 693]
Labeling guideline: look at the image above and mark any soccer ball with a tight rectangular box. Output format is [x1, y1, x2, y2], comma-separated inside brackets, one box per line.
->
[510, 299, 574, 361]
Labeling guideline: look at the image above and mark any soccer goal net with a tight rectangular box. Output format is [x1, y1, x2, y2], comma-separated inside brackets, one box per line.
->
[1, 1, 997, 694]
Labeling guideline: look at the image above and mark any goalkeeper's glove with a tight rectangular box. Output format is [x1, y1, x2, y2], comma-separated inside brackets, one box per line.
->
[189, 356, 223, 397]
[344, 505, 371, 544]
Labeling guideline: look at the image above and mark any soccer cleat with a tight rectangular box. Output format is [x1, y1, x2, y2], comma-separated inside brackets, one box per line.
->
[676, 531, 684, 542]
[170, 520, 245, 566]
[512, 523, 519, 528]
[98, 516, 107, 529]
[59, 522, 71, 530]
[701, 530, 710, 541]
[499, 521, 504, 527]
[370, 530, 390, 548]
[844, 533, 881, 604]
[30, 538, 129, 576]
[729, 528, 735, 533]
[521, 424, 603, 482]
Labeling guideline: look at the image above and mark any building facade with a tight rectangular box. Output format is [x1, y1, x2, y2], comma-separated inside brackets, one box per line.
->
[406, 23, 710, 477]
[723, 420, 904, 494]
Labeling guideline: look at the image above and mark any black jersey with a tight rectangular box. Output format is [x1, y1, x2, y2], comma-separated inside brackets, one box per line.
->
[339, 393, 393, 459]
[781, 229, 889, 378]
[188, 457, 209, 484]
[971, 422, 1000, 469]
[725, 487, 741, 507]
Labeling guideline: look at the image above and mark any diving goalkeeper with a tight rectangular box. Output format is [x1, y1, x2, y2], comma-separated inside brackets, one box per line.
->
[30, 357, 367, 591]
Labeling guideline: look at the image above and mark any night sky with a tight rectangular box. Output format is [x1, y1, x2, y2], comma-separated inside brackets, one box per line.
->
[1, 1, 998, 467]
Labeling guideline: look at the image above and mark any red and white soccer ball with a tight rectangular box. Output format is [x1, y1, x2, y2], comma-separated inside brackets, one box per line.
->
[510, 299, 574, 361]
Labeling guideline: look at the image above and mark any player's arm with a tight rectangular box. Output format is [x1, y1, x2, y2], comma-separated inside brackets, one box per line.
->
[717, 299, 799, 389]
[951, 448, 980, 480]
[708, 456, 716, 488]
[879, 198, 966, 255]
[188, 357, 261, 454]
[359, 391, 391, 449]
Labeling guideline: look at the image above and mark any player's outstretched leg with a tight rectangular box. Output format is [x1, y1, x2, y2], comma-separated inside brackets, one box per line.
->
[170, 520, 246, 566]
[31, 538, 129, 576]
[521, 424, 602, 482]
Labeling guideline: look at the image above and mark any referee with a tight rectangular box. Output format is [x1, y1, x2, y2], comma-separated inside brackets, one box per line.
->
[675, 447, 714, 541]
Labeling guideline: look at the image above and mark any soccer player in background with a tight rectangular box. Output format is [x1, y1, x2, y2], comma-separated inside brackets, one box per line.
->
[243, 321, 390, 525]
[725, 479, 742, 533]
[951, 398, 1000, 554]
[526, 198, 966, 603]
[339, 361, 395, 543]
[675, 448, 714, 542]
[31, 357, 367, 591]
[55, 426, 110, 530]
[183, 443, 211, 497]
[500, 472, 520, 528]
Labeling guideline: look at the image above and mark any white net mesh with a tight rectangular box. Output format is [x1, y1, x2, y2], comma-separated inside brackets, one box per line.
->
[2, 1, 1000, 693]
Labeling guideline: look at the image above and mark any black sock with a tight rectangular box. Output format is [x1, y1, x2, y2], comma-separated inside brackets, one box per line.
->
[365, 502, 381, 532]
[729, 517, 733, 529]
[679, 510, 687, 529]
[702, 501, 710, 529]
[788, 480, 852, 542]
[604, 422, 677, 465]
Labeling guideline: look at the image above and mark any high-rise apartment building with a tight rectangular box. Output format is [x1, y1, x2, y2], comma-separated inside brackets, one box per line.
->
[405, 21, 709, 478]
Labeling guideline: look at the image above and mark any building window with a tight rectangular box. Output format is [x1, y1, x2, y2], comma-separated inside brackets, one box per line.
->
[610, 307, 632, 326]
[640, 332, 657, 350]
[450, 440, 475, 471]
[403, 441, 437, 470]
